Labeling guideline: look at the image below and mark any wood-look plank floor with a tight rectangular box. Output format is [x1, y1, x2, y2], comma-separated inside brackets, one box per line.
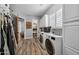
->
[15, 37, 48, 55]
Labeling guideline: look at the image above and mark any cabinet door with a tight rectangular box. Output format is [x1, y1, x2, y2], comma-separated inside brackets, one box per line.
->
[64, 24, 79, 54]
[63, 4, 79, 20]
[56, 9, 62, 28]
[49, 14, 55, 28]
[64, 25, 79, 50]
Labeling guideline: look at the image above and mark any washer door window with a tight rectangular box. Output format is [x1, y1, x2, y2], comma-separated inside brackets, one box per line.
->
[45, 39, 55, 55]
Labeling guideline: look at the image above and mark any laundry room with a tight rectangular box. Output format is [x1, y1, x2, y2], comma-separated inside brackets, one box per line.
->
[0, 4, 79, 55]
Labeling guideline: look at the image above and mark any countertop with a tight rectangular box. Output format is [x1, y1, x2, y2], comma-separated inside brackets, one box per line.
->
[40, 32, 63, 38]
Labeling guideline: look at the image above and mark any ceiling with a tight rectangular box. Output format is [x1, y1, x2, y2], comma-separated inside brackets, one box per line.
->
[10, 4, 53, 17]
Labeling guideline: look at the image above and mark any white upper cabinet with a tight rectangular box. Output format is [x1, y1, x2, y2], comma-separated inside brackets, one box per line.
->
[48, 8, 63, 28]
[40, 15, 48, 27]
[46, 4, 63, 29]
[48, 13, 55, 28]
[56, 9, 62, 28]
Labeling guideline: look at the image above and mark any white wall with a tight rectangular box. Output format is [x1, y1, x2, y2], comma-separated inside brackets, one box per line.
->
[63, 4, 79, 55]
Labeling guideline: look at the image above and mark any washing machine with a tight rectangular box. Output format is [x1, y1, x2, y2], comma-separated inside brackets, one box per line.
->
[45, 33, 63, 55]
[39, 26, 52, 50]
[39, 32, 47, 49]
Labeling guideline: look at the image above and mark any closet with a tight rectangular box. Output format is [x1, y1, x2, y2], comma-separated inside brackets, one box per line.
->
[0, 4, 18, 55]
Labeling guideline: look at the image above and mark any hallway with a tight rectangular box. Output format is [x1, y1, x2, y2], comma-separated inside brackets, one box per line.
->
[16, 37, 48, 55]
[0, 4, 79, 55]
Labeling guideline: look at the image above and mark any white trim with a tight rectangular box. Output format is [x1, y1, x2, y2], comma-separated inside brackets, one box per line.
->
[63, 17, 79, 23]
[65, 45, 79, 54]
[63, 21, 79, 26]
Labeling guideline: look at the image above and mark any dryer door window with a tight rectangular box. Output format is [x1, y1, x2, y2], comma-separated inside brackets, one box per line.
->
[45, 39, 55, 55]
